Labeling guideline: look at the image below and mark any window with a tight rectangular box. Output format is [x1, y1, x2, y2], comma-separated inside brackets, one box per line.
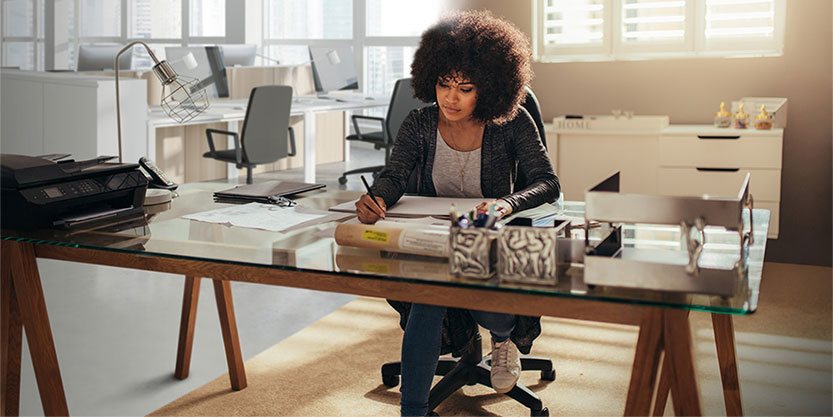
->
[1, 0, 230, 70]
[1, 0, 42, 70]
[534, 0, 785, 61]
[263, 0, 447, 98]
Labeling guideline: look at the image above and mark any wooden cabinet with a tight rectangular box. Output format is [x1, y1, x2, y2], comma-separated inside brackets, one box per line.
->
[545, 122, 783, 238]
[658, 126, 783, 238]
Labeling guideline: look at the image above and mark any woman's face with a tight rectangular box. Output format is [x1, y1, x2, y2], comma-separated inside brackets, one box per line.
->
[435, 73, 478, 123]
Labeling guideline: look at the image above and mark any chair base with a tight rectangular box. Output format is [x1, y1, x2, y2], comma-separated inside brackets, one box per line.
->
[339, 165, 384, 185]
[381, 337, 554, 416]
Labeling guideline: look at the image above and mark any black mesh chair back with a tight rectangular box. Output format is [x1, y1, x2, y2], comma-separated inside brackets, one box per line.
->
[339, 77, 426, 185]
[385, 78, 423, 146]
[522, 86, 547, 150]
[241, 85, 293, 164]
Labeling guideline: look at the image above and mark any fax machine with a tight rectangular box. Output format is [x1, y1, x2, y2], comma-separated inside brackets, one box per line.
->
[1, 154, 148, 229]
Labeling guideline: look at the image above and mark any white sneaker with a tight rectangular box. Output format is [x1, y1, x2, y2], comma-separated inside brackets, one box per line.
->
[490, 337, 521, 394]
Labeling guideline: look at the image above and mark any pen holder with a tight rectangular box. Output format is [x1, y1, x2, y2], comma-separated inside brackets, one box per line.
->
[449, 226, 496, 279]
[497, 219, 570, 285]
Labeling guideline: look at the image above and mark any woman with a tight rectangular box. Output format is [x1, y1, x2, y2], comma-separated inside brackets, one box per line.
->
[354, 10, 560, 417]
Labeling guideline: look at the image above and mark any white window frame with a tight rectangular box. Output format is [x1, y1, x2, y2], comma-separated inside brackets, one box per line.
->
[0, 0, 44, 70]
[533, 0, 785, 62]
[1, 0, 239, 70]
[534, 0, 612, 57]
[72, 0, 237, 64]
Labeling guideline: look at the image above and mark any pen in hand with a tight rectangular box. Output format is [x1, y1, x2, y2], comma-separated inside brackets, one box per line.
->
[360, 175, 385, 219]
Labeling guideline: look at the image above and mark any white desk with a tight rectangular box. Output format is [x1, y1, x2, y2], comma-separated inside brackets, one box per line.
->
[147, 94, 388, 183]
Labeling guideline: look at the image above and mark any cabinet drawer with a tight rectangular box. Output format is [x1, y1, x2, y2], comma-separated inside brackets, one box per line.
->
[657, 167, 781, 202]
[659, 134, 782, 169]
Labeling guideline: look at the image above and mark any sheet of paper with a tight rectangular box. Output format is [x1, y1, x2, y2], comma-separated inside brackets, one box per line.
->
[183, 203, 332, 233]
[329, 196, 486, 218]
[376, 217, 450, 228]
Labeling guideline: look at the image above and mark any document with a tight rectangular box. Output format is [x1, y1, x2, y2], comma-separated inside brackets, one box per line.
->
[328, 196, 487, 218]
[184, 203, 343, 233]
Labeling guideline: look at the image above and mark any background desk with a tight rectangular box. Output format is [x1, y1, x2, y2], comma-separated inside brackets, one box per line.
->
[148, 96, 388, 184]
[0, 185, 769, 416]
[0, 67, 387, 185]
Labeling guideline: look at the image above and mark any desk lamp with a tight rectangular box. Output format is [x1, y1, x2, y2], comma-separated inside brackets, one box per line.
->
[114, 41, 210, 163]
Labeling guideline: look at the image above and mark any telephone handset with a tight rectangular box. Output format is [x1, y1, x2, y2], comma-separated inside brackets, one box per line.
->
[138, 157, 178, 190]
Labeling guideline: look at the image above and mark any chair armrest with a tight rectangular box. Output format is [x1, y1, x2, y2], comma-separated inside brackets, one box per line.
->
[350, 115, 387, 142]
[206, 128, 242, 164]
[287, 127, 297, 157]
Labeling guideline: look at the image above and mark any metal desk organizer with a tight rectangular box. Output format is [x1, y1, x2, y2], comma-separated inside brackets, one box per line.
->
[583, 172, 754, 296]
[497, 219, 570, 285]
[449, 226, 496, 279]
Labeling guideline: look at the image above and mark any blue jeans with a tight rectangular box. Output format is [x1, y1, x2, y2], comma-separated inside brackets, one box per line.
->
[399, 303, 516, 417]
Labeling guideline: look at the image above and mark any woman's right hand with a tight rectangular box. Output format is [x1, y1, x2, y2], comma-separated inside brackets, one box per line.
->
[355, 194, 387, 224]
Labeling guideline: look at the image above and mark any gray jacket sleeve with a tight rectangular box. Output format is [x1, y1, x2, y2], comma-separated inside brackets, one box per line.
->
[369, 109, 424, 208]
[499, 109, 560, 213]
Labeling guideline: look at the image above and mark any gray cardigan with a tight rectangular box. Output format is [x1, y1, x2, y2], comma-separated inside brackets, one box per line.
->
[372, 105, 560, 210]
[374, 104, 560, 357]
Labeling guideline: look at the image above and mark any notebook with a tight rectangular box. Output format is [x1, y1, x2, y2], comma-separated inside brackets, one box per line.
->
[214, 180, 325, 203]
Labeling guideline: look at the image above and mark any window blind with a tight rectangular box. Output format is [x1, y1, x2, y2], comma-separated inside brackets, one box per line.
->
[621, 0, 687, 43]
[705, 0, 775, 41]
[542, 0, 605, 47]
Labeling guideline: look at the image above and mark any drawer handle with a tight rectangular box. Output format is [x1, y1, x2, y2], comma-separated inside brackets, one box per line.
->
[697, 135, 740, 140]
[696, 167, 740, 172]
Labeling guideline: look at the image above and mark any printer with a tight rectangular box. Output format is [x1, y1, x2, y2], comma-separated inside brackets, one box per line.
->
[1, 154, 148, 229]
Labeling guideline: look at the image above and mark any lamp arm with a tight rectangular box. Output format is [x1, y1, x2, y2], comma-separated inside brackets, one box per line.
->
[115, 41, 160, 164]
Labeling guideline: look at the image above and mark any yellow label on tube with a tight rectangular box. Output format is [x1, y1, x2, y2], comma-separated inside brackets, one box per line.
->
[363, 263, 390, 273]
[362, 230, 389, 243]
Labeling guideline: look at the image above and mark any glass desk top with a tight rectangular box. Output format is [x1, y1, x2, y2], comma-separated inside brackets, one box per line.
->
[1, 182, 769, 315]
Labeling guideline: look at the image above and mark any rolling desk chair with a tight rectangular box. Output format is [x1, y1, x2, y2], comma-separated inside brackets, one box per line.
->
[338, 78, 425, 185]
[381, 87, 556, 417]
[203, 85, 296, 184]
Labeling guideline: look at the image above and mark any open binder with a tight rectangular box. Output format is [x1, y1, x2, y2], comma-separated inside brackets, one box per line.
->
[213, 180, 325, 203]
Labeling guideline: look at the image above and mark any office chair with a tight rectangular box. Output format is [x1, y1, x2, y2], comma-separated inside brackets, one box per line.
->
[381, 87, 555, 417]
[204, 85, 296, 184]
[338, 78, 426, 185]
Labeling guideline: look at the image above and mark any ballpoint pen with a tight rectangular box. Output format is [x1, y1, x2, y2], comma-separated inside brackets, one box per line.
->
[360, 175, 385, 218]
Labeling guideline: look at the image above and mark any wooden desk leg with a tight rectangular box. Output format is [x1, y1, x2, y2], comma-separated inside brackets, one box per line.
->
[2, 241, 68, 416]
[652, 354, 672, 416]
[212, 279, 247, 390]
[663, 309, 702, 416]
[175, 276, 201, 379]
[625, 308, 664, 416]
[2, 250, 23, 416]
[712, 313, 743, 416]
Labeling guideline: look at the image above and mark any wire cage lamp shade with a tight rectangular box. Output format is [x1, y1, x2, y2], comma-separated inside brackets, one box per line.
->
[115, 41, 210, 162]
[159, 75, 210, 123]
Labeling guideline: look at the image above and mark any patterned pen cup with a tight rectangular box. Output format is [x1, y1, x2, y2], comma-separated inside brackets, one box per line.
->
[497, 219, 570, 285]
[449, 226, 496, 279]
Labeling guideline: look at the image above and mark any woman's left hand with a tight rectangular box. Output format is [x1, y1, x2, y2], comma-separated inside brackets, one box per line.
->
[475, 199, 513, 218]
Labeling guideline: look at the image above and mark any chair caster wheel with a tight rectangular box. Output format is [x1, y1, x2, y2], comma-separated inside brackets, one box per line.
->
[541, 369, 556, 381]
[382, 374, 399, 388]
[531, 407, 549, 416]
[338, 176, 348, 185]
[427, 412, 439, 416]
